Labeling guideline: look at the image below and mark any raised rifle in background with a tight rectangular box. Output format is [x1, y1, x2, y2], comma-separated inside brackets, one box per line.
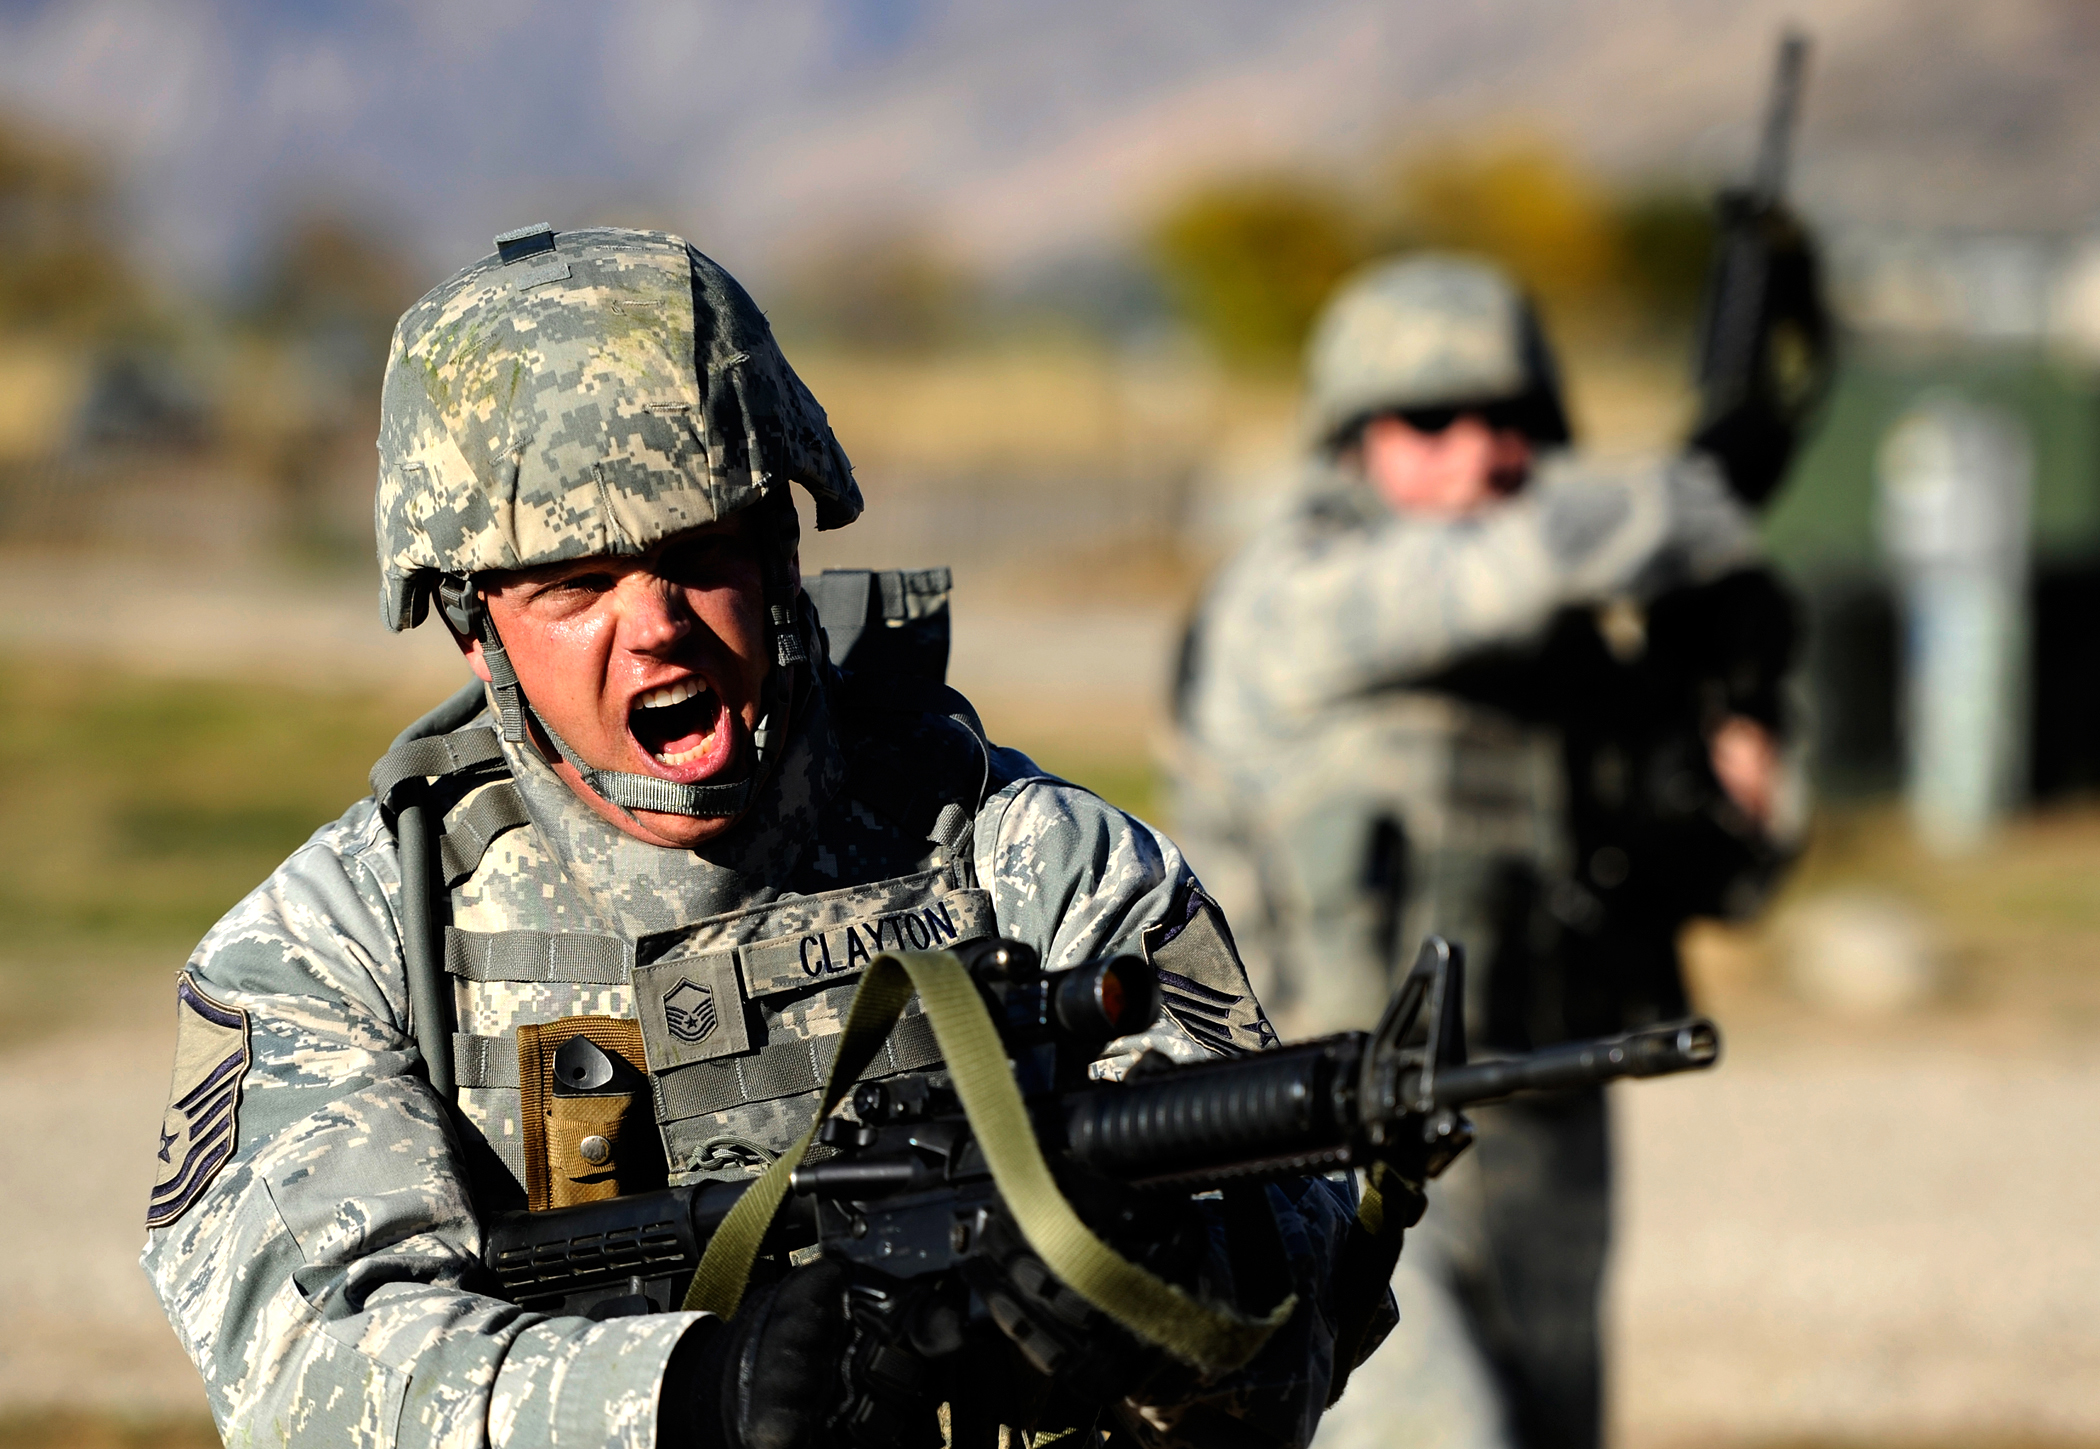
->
[1507, 34, 1829, 1050]
[1689, 28, 1834, 507]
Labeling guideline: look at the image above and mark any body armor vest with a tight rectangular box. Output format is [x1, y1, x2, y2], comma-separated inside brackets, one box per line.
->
[1171, 689, 1568, 1045]
[371, 568, 995, 1213]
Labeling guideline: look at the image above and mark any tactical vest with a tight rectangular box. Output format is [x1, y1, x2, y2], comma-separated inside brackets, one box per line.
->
[1170, 690, 1568, 1045]
[370, 568, 992, 1214]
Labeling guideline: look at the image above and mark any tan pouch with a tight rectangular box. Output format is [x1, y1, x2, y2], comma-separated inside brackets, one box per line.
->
[517, 1016, 659, 1211]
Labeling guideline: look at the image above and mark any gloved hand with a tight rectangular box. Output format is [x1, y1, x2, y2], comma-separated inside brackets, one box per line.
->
[671, 1259, 938, 1449]
[663, 1260, 853, 1449]
[726, 1261, 860, 1449]
[958, 1186, 1290, 1433]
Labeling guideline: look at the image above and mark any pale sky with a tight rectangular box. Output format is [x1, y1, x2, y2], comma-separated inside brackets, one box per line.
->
[1, 0, 2092, 296]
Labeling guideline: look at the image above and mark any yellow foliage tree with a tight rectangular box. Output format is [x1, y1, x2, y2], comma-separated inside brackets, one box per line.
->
[1147, 178, 1366, 368]
[0, 112, 142, 339]
[1386, 144, 1623, 317]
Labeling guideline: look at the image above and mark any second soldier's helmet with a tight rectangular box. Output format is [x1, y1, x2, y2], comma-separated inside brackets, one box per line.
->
[375, 224, 859, 634]
[1302, 253, 1571, 452]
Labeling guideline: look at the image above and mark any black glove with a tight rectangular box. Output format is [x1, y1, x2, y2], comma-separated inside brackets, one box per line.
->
[722, 1261, 857, 1449]
[958, 1183, 1293, 1434]
[671, 1259, 944, 1449]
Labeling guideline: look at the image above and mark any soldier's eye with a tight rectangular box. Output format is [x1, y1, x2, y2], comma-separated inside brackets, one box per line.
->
[542, 571, 617, 597]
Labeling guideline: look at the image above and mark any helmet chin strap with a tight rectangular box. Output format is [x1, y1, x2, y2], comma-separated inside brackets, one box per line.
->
[445, 580, 798, 822]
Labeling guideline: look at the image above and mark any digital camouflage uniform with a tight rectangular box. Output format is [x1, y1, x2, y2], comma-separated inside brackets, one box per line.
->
[141, 228, 1356, 1449]
[1170, 256, 1762, 1449]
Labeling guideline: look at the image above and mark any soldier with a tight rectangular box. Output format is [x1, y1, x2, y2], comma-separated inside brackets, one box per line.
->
[1170, 254, 1799, 1449]
[142, 226, 1373, 1449]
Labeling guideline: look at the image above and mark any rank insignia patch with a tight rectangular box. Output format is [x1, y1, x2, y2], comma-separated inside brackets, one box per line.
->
[147, 973, 250, 1230]
[663, 979, 717, 1045]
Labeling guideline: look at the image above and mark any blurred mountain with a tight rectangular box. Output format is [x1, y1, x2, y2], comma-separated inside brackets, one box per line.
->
[0, 0, 2094, 292]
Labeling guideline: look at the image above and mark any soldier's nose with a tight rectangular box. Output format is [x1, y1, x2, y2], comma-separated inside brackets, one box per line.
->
[616, 576, 694, 655]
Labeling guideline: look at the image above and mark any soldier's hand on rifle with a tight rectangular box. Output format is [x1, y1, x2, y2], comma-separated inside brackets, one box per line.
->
[959, 1198, 1217, 1424]
[1709, 714, 1780, 829]
[678, 1258, 939, 1449]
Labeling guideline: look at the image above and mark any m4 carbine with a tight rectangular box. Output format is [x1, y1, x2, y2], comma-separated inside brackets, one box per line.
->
[486, 938, 1715, 1399]
[1690, 27, 1833, 507]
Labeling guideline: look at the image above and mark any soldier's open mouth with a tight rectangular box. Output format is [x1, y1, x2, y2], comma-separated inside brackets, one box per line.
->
[627, 677, 734, 777]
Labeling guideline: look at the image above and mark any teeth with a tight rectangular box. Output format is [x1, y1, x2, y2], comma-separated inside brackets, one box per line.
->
[636, 679, 703, 711]
[656, 742, 712, 765]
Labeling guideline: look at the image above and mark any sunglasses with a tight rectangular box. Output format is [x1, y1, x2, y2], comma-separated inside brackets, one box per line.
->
[1394, 399, 1543, 436]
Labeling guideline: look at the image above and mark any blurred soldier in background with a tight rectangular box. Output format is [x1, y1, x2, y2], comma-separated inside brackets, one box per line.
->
[1169, 254, 1806, 1449]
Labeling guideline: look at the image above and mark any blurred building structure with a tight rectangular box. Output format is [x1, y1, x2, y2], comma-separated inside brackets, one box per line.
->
[1766, 225, 2100, 811]
[1875, 392, 2032, 851]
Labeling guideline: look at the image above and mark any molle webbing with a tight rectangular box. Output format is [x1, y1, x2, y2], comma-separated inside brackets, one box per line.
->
[370, 725, 506, 811]
[369, 721, 534, 885]
[654, 1010, 941, 1121]
[452, 1033, 523, 1090]
[804, 566, 953, 682]
[444, 927, 630, 983]
[447, 1012, 942, 1114]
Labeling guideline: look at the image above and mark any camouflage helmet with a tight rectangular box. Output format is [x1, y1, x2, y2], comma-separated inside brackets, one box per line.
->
[1302, 252, 1570, 451]
[374, 225, 857, 820]
[375, 224, 860, 632]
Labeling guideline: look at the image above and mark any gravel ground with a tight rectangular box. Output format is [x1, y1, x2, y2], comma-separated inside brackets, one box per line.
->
[0, 1004, 212, 1418]
[1608, 1023, 2100, 1448]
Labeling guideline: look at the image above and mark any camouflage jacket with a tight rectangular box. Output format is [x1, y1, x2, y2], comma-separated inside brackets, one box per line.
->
[142, 660, 1354, 1448]
[1170, 453, 1761, 1035]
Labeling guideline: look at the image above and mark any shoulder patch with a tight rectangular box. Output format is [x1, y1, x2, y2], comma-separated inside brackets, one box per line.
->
[1142, 884, 1280, 1055]
[146, 973, 251, 1230]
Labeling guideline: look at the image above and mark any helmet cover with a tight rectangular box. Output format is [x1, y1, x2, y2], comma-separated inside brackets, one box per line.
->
[1303, 252, 1570, 450]
[375, 225, 860, 630]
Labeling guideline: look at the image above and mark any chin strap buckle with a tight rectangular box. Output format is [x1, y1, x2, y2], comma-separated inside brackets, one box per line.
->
[432, 574, 528, 744]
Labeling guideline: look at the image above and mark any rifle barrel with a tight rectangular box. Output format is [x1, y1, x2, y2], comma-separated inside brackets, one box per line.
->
[1062, 1039, 1356, 1182]
[1753, 30, 1810, 205]
[1431, 1019, 1720, 1107]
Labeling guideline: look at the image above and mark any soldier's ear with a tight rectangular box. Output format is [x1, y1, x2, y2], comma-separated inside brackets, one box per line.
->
[458, 635, 494, 685]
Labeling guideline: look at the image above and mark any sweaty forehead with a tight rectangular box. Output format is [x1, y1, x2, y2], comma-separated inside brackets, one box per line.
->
[482, 517, 757, 590]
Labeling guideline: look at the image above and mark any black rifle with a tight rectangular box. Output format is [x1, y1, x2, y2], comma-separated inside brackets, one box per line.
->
[486, 937, 1717, 1439]
[1690, 28, 1833, 506]
[1477, 34, 1828, 1045]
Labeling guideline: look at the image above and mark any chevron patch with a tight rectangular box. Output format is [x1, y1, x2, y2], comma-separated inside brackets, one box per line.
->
[146, 974, 250, 1230]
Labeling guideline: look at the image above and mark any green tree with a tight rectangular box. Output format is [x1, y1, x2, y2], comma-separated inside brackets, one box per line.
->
[1147, 179, 1365, 368]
